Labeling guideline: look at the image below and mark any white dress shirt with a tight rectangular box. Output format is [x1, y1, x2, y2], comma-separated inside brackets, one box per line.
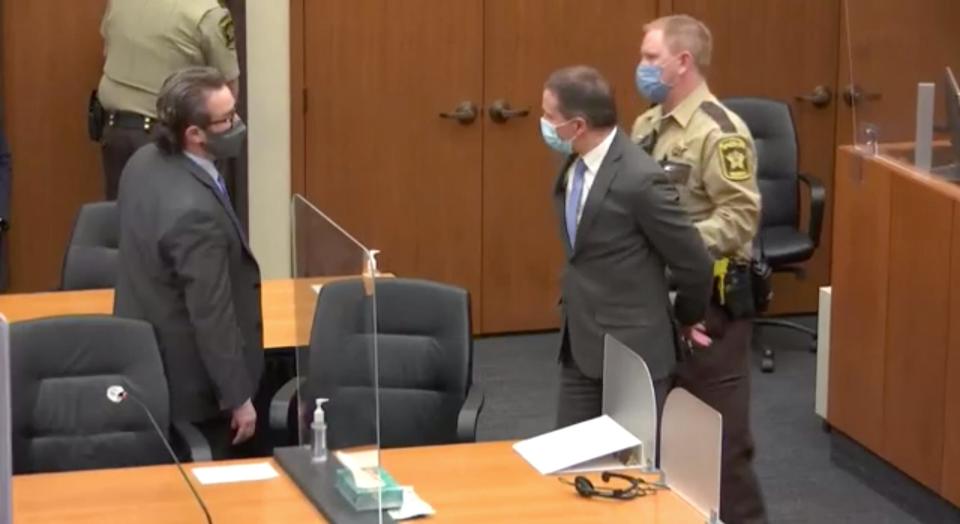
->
[184, 151, 221, 187]
[566, 127, 617, 224]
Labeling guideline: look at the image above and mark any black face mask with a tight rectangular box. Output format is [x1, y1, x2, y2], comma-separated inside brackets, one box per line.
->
[204, 118, 247, 159]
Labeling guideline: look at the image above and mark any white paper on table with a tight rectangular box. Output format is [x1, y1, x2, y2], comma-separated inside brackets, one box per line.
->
[311, 284, 323, 294]
[388, 486, 436, 521]
[334, 450, 383, 489]
[512, 414, 640, 475]
[191, 462, 279, 485]
[558, 453, 639, 474]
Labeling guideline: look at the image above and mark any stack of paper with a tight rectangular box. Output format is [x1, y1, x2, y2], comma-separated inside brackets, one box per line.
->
[191, 462, 279, 485]
[513, 415, 640, 475]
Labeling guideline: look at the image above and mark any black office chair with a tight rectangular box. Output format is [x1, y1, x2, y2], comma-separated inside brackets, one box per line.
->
[61, 201, 119, 290]
[271, 278, 484, 449]
[723, 97, 826, 373]
[10, 315, 210, 473]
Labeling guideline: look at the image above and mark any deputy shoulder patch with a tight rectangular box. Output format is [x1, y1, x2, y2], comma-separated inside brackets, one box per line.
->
[219, 13, 235, 50]
[717, 136, 751, 181]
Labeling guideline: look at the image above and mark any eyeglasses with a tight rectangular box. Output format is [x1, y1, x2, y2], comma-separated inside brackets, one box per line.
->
[208, 110, 238, 128]
[558, 471, 667, 500]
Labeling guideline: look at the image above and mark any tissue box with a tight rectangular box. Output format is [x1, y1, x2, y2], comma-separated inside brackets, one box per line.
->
[335, 467, 405, 511]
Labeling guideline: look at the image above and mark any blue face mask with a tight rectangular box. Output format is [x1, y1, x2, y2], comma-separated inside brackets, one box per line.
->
[635, 63, 672, 104]
[540, 117, 574, 154]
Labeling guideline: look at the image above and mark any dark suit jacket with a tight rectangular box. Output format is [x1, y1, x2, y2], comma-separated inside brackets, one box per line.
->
[114, 144, 263, 423]
[555, 130, 713, 381]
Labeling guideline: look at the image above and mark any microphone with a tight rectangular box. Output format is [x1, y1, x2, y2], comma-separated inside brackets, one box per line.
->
[107, 385, 213, 524]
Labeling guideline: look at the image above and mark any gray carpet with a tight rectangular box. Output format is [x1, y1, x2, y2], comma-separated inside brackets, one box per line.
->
[472, 319, 922, 524]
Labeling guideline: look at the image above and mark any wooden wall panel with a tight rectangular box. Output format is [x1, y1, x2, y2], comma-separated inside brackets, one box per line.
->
[941, 204, 960, 506]
[828, 147, 889, 453]
[301, 0, 484, 329]
[480, 0, 658, 333]
[882, 172, 953, 491]
[2, 0, 106, 291]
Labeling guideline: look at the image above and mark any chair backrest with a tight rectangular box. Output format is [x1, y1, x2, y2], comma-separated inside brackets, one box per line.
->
[722, 97, 799, 229]
[10, 315, 170, 473]
[307, 278, 472, 449]
[61, 201, 119, 290]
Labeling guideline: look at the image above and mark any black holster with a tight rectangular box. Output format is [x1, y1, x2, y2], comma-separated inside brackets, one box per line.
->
[721, 263, 756, 319]
[750, 258, 773, 314]
[87, 90, 105, 142]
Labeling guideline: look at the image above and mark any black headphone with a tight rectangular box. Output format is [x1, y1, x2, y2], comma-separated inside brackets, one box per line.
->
[559, 472, 663, 500]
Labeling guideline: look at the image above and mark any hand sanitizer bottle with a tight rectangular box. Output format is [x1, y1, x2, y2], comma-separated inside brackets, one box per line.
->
[311, 398, 329, 463]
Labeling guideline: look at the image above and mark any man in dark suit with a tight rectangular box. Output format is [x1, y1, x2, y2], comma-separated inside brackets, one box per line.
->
[114, 67, 262, 458]
[541, 66, 714, 427]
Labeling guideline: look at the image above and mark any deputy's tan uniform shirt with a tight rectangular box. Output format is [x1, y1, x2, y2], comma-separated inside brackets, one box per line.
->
[97, 0, 239, 118]
[631, 83, 761, 262]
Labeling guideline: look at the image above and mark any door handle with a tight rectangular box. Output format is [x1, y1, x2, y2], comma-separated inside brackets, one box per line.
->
[488, 99, 530, 123]
[439, 101, 478, 125]
[794, 85, 833, 108]
[842, 85, 882, 107]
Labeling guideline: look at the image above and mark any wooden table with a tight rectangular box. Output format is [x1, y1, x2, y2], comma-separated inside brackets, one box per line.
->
[0, 276, 372, 349]
[381, 441, 702, 523]
[12, 441, 703, 523]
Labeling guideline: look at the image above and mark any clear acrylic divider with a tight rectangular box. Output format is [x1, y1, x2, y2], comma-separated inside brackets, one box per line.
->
[844, 0, 960, 178]
[660, 387, 722, 523]
[280, 194, 386, 522]
[602, 335, 658, 472]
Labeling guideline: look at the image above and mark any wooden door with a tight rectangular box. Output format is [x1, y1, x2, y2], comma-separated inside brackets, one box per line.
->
[481, 0, 658, 333]
[664, 0, 842, 314]
[299, 0, 484, 327]
[838, 0, 960, 145]
[2, 0, 107, 291]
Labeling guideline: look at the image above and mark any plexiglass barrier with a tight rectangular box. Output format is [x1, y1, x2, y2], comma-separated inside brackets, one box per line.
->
[282, 194, 387, 522]
[844, 0, 960, 180]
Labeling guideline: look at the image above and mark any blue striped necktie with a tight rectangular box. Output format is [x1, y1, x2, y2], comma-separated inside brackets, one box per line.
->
[565, 158, 588, 247]
[214, 175, 230, 202]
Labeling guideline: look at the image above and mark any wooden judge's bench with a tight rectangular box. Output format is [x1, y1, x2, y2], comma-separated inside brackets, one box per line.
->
[829, 142, 960, 507]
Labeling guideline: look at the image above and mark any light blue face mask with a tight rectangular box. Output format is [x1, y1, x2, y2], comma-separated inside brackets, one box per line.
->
[540, 117, 574, 155]
[635, 63, 672, 104]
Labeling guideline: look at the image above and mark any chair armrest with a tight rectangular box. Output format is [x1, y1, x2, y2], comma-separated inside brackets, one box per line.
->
[798, 172, 826, 248]
[456, 385, 485, 443]
[270, 376, 306, 432]
[172, 421, 212, 462]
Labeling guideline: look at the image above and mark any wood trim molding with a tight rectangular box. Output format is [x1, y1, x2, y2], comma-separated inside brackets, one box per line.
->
[289, 0, 305, 197]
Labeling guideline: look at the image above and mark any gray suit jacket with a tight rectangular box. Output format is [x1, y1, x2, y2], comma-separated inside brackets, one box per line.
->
[555, 130, 713, 380]
[114, 144, 263, 423]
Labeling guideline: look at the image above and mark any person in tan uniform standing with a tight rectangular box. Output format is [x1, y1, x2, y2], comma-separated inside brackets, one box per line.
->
[631, 15, 768, 524]
[96, 0, 239, 200]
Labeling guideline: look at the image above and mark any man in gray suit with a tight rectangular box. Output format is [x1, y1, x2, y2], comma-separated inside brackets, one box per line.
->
[114, 67, 262, 458]
[541, 66, 713, 427]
